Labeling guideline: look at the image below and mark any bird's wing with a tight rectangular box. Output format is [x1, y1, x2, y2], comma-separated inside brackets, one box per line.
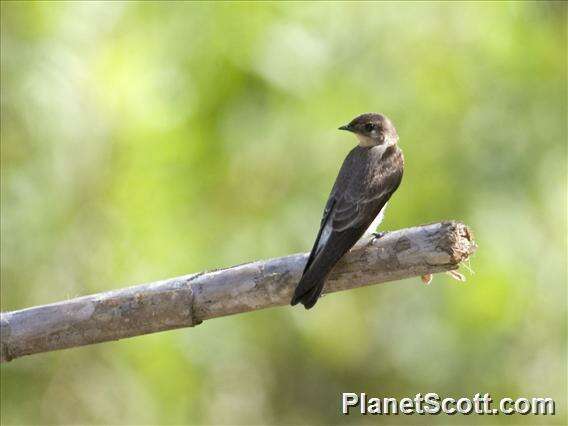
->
[331, 183, 393, 232]
[301, 149, 358, 274]
[331, 148, 403, 232]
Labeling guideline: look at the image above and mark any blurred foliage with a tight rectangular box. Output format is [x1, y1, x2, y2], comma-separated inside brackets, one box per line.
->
[1, 1, 566, 425]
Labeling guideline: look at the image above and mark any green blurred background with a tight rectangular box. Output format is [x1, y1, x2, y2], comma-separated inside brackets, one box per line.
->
[1, 1, 566, 425]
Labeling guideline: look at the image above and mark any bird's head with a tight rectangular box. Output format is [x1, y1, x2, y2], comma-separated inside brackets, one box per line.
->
[338, 113, 398, 147]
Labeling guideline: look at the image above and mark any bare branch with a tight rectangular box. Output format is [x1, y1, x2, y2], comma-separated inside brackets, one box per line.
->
[0, 221, 476, 363]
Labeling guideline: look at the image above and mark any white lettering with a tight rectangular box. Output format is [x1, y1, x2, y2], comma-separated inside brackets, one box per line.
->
[342, 393, 359, 414]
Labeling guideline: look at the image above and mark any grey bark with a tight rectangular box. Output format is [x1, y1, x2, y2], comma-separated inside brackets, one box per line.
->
[0, 221, 476, 363]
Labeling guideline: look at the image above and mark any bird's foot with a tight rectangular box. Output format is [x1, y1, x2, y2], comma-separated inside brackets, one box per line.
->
[371, 231, 388, 243]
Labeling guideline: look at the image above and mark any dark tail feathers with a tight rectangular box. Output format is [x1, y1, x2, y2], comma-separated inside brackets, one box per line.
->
[290, 274, 326, 310]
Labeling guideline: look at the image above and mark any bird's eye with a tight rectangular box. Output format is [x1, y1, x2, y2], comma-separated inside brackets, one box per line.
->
[365, 123, 376, 132]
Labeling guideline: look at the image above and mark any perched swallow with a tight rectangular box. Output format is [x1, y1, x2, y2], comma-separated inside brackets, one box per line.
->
[291, 113, 404, 309]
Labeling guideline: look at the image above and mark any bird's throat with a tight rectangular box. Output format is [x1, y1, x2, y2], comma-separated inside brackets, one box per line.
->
[356, 134, 398, 148]
[356, 134, 376, 147]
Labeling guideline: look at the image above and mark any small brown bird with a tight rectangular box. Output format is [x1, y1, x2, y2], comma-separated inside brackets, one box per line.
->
[291, 113, 404, 309]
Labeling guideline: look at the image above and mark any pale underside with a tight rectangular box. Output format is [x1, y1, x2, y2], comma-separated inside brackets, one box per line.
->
[365, 203, 387, 235]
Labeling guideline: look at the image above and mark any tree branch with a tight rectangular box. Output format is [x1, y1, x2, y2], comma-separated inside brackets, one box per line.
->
[0, 221, 476, 363]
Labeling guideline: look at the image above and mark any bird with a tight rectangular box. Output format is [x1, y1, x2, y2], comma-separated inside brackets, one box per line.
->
[291, 113, 404, 309]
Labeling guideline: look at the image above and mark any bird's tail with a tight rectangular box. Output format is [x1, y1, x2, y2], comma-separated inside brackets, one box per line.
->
[290, 268, 327, 310]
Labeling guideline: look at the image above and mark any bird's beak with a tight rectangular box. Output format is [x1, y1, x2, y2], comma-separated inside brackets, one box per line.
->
[338, 124, 353, 132]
